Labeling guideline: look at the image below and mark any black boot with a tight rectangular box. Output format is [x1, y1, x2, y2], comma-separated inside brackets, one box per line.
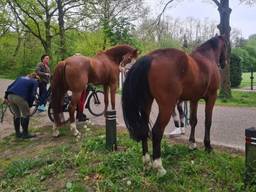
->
[14, 117, 22, 138]
[76, 111, 88, 122]
[21, 117, 35, 139]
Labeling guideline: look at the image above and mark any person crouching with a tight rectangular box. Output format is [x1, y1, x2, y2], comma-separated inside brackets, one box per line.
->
[4, 73, 39, 139]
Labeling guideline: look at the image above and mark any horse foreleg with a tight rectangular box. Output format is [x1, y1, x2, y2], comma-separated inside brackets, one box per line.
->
[188, 100, 198, 150]
[152, 104, 173, 176]
[172, 107, 180, 127]
[103, 85, 109, 112]
[69, 93, 81, 140]
[110, 84, 117, 110]
[204, 94, 217, 152]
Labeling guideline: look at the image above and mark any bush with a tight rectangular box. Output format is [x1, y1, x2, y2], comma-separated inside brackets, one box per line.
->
[230, 52, 242, 87]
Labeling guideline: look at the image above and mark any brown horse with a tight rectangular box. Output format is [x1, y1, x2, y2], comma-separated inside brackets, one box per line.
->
[51, 44, 138, 139]
[122, 35, 226, 176]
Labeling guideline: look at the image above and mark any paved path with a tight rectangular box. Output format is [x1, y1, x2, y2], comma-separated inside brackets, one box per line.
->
[88, 95, 256, 151]
[1, 79, 256, 151]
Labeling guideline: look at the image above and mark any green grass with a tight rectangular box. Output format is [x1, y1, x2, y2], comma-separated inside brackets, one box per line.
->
[0, 125, 255, 191]
[215, 91, 256, 107]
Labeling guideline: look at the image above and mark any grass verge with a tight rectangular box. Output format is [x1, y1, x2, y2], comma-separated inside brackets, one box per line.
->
[0, 124, 254, 191]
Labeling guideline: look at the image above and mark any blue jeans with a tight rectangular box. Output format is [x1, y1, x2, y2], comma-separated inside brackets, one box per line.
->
[39, 82, 48, 106]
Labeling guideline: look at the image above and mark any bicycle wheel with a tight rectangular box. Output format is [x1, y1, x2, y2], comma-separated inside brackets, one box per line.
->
[48, 94, 71, 122]
[30, 99, 39, 116]
[87, 90, 105, 116]
[30, 87, 40, 116]
[0, 103, 7, 123]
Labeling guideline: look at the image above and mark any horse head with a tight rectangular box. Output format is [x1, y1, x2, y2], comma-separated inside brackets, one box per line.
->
[120, 47, 139, 67]
[218, 35, 227, 69]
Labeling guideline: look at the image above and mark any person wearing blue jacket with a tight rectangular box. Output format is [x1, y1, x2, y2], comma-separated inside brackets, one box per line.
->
[4, 73, 39, 139]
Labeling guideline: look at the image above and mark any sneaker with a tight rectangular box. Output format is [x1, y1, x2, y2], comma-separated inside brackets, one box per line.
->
[168, 128, 182, 138]
[38, 105, 46, 112]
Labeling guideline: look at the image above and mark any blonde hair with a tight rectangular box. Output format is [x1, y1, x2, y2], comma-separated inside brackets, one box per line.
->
[28, 72, 40, 80]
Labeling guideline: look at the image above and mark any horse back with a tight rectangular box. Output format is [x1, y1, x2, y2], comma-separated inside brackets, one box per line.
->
[89, 54, 119, 85]
[64, 55, 91, 91]
[148, 48, 219, 101]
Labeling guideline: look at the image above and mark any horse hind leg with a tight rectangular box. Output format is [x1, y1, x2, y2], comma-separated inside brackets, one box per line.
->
[188, 101, 198, 150]
[69, 93, 82, 140]
[142, 98, 153, 171]
[52, 97, 65, 137]
[152, 101, 175, 176]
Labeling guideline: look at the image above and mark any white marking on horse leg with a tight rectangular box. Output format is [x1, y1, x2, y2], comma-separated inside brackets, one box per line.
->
[188, 141, 197, 150]
[152, 158, 167, 177]
[173, 114, 179, 122]
[142, 153, 152, 170]
[70, 122, 81, 140]
[52, 123, 60, 137]
[181, 116, 185, 125]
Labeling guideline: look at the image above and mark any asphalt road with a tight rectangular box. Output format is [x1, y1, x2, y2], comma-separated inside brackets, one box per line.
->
[1, 78, 256, 151]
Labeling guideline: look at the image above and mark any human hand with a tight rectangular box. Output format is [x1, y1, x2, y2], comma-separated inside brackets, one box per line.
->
[3, 99, 9, 104]
[45, 73, 50, 77]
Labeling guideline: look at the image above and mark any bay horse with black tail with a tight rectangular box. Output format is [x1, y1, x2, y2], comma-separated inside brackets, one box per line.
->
[51, 44, 138, 139]
[122, 35, 226, 176]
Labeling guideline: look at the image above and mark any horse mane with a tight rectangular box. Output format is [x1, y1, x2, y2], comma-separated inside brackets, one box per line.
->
[193, 36, 221, 54]
[103, 44, 136, 64]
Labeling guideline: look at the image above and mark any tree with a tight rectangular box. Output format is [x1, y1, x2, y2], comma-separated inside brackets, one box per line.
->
[85, 0, 147, 49]
[55, 0, 85, 59]
[0, 1, 11, 37]
[7, 0, 58, 56]
[211, 0, 232, 98]
[230, 52, 242, 87]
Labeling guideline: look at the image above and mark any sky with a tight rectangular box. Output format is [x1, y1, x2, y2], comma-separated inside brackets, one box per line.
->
[144, 0, 256, 38]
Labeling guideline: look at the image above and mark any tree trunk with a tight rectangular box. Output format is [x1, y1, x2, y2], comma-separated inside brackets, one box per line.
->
[217, 0, 232, 98]
[57, 0, 66, 60]
[44, 2, 52, 59]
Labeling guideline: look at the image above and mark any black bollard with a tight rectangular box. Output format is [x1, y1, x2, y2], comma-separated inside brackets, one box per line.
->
[106, 110, 117, 151]
[250, 67, 254, 90]
[245, 127, 256, 186]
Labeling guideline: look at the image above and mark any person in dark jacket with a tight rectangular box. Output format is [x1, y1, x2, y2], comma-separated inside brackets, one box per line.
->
[35, 54, 50, 112]
[4, 73, 39, 139]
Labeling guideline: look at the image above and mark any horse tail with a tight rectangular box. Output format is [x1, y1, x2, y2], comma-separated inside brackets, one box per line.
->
[51, 60, 67, 125]
[122, 56, 153, 142]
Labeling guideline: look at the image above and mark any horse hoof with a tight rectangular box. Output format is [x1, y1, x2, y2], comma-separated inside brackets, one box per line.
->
[52, 131, 60, 138]
[142, 154, 152, 171]
[188, 142, 197, 150]
[75, 134, 81, 141]
[205, 146, 213, 153]
[157, 168, 167, 177]
[144, 162, 152, 171]
[152, 158, 166, 177]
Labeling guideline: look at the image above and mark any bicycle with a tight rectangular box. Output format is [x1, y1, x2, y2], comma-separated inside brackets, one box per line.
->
[0, 102, 8, 123]
[47, 84, 105, 122]
[3, 90, 40, 118]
